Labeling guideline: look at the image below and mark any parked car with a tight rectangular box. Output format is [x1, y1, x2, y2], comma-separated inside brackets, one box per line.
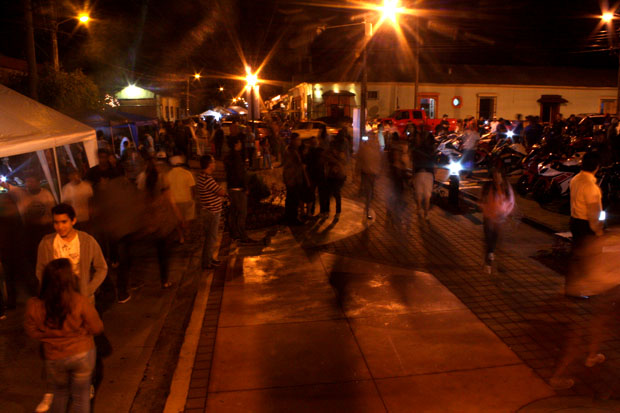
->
[314, 116, 353, 137]
[381, 109, 457, 138]
[247, 120, 272, 140]
[291, 121, 329, 141]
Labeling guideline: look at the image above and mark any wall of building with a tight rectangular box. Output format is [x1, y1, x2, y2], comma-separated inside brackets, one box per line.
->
[290, 81, 617, 122]
[159, 96, 181, 122]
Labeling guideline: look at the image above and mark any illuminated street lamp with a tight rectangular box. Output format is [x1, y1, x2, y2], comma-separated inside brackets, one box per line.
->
[186, 73, 201, 117]
[50, 3, 91, 71]
[245, 68, 260, 136]
[601, 11, 620, 116]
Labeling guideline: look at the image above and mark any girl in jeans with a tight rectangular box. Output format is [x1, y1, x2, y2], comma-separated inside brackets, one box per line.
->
[25, 259, 104, 413]
[480, 167, 515, 275]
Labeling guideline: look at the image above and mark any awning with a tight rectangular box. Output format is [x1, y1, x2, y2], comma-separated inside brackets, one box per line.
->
[322, 90, 356, 98]
[537, 95, 568, 104]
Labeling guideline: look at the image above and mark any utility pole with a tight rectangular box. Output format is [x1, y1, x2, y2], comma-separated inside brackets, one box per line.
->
[361, 20, 372, 140]
[414, 15, 419, 108]
[50, 0, 60, 71]
[186, 77, 190, 118]
[24, 0, 38, 100]
[617, 52, 620, 117]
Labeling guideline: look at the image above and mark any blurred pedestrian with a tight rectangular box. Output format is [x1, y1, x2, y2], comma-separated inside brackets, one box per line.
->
[387, 139, 409, 226]
[1, 172, 55, 294]
[304, 136, 325, 217]
[480, 166, 515, 274]
[461, 119, 480, 178]
[197, 155, 227, 269]
[282, 133, 305, 225]
[226, 138, 255, 243]
[62, 167, 94, 232]
[322, 138, 348, 219]
[24, 258, 104, 413]
[213, 124, 224, 160]
[356, 131, 381, 220]
[412, 132, 436, 220]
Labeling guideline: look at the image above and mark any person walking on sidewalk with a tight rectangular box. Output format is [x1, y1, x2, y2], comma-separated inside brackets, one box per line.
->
[197, 155, 227, 269]
[461, 118, 480, 178]
[412, 132, 436, 220]
[480, 166, 515, 274]
[282, 133, 305, 225]
[322, 139, 348, 219]
[356, 131, 381, 220]
[225, 138, 256, 243]
[25, 258, 104, 413]
[167, 155, 196, 244]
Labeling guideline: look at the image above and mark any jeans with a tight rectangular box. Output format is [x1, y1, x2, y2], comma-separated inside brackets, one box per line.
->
[45, 348, 96, 413]
[360, 173, 376, 214]
[228, 191, 248, 241]
[202, 209, 220, 266]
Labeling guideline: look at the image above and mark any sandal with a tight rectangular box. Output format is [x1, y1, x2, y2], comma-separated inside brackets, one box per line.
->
[585, 353, 605, 367]
[162, 282, 173, 289]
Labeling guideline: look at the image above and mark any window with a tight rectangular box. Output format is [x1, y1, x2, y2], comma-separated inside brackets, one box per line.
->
[478, 96, 496, 120]
[420, 98, 436, 119]
[396, 110, 410, 120]
[368, 91, 378, 100]
[601, 99, 617, 115]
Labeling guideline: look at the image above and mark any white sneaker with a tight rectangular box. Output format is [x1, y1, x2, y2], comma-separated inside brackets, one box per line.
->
[35, 393, 54, 412]
[484, 265, 492, 275]
[487, 252, 495, 262]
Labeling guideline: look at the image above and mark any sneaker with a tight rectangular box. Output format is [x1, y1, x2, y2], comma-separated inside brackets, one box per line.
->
[585, 353, 605, 367]
[484, 265, 492, 275]
[366, 215, 373, 220]
[212, 259, 222, 265]
[35, 393, 54, 412]
[550, 377, 575, 390]
[487, 252, 495, 262]
[117, 294, 132, 304]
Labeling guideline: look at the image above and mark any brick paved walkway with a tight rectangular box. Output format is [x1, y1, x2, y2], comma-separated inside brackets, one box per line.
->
[319, 166, 620, 399]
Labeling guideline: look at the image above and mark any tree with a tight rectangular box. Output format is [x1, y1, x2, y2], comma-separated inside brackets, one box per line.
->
[37, 67, 100, 115]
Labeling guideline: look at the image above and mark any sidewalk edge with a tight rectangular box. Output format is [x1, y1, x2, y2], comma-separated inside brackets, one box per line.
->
[163, 267, 214, 413]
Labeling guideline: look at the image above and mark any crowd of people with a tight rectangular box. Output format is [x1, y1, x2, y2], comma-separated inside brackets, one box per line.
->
[2, 107, 619, 410]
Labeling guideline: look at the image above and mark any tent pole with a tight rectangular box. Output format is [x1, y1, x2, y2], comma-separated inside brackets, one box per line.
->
[52, 147, 63, 202]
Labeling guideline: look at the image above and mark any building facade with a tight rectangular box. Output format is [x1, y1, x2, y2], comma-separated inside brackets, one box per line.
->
[115, 85, 182, 122]
[287, 65, 618, 123]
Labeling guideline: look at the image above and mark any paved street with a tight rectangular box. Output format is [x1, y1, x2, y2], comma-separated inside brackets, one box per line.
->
[172, 163, 620, 412]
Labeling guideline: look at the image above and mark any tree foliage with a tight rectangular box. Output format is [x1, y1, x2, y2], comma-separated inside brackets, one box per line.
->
[37, 68, 100, 115]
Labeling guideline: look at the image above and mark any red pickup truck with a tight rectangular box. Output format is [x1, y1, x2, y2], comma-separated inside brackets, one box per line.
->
[382, 109, 457, 137]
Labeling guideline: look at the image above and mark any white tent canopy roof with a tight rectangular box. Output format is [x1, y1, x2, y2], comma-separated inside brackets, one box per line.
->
[0, 84, 97, 164]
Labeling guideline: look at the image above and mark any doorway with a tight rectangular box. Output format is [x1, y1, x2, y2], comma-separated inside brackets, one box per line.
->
[478, 96, 496, 120]
[418, 94, 438, 119]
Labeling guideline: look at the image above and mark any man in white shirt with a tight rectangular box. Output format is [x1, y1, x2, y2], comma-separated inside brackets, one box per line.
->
[61, 167, 94, 231]
[569, 152, 603, 246]
[167, 155, 196, 243]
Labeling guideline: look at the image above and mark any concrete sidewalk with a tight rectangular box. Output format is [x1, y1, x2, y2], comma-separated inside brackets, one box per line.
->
[175, 199, 556, 412]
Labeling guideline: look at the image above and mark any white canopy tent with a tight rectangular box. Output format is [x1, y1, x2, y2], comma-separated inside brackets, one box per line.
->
[0, 85, 98, 202]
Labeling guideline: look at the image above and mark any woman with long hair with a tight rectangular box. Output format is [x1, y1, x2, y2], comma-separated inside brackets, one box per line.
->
[24, 258, 103, 413]
[480, 165, 515, 274]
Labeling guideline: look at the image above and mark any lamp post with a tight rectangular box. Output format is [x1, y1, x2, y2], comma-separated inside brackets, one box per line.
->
[245, 69, 258, 137]
[186, 73, 201, 117]
[49, 0, 90, 71]
[601, 12, 620, 117]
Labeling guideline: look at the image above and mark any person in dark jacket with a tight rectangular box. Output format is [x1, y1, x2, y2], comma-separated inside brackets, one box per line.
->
[282, 133, 306, 225]
[225, 138, 254, 243]
[213, 124, 225, 159]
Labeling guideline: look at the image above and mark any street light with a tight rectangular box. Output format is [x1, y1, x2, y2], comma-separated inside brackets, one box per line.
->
[49, 3, 91, 71]
[186, 73, 201, 117]
[245, 68, 259, 137]
[601, 11, 620, 117]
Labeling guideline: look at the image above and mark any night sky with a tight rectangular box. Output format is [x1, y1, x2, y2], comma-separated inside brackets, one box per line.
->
[1, 0, 618, 99]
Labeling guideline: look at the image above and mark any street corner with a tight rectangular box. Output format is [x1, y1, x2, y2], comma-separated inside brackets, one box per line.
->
[517, 396, 620, 412]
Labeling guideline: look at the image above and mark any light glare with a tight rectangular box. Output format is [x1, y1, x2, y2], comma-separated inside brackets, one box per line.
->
[448, 160, 463, 176]
[78, 13, 90, 23]
[380, 0, 402, 23]
[603, 12, 614, 23]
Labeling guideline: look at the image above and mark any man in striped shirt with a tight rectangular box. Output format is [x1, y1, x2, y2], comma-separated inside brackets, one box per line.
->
[197, 155, 227, 269]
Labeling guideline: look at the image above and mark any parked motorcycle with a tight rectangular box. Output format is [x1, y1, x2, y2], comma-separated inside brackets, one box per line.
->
[532, 153, 584, 204]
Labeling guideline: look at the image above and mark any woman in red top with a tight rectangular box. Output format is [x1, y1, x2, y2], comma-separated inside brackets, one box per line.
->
[24, 258, 104, 413]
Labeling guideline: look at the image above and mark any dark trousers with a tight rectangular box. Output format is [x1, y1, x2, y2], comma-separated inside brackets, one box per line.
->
[228, 190, 248, 241]
[570, 217, 595, 251]
[117, 235, 169, 297]
[285, 185, 301, 222]
[483, 217, 500, 262]
[318, 182, 330, 213]
[361, 173, 376, 214]
[326, 178, 345, 214]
